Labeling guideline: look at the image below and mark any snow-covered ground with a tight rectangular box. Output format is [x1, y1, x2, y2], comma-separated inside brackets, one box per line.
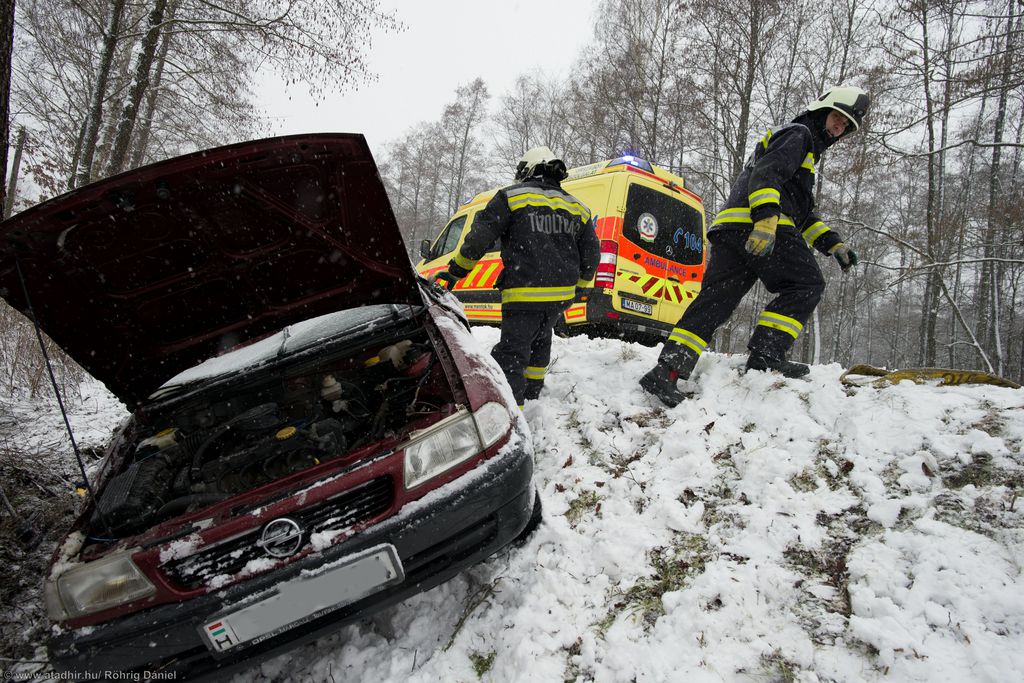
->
[4, 328, 1023, 682]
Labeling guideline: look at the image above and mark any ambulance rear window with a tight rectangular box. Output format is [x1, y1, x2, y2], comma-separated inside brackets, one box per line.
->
[622, 184, 704, 265]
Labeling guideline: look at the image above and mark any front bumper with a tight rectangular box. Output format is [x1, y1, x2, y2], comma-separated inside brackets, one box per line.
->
[49, 439, 534, 681]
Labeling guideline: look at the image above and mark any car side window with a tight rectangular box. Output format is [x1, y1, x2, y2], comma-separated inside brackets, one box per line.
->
[431, 215, 467, 260]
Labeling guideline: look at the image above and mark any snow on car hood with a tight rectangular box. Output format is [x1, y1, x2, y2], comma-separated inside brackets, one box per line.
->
[153, 304, 414, 394]
[0, 134, 420, 407]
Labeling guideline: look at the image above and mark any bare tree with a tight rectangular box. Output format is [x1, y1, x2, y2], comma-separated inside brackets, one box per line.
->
[383, 121, 450, 254]
[976, 0, 1020, 374]
[381, 80, 496, 256]
[587, 0, 685, 162]
[74, 0, 127, 186]
[12, 0, 402, 197]
[492, 74, 552, 169]
[438, 78, 490, 215]
[104, 0, 168, 175]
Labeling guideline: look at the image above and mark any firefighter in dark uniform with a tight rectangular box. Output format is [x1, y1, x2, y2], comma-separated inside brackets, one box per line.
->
[640, 86, 871, 407]
[432, 146, 600, 408]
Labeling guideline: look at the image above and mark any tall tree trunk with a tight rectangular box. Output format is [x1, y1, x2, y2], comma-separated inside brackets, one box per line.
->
[67, 117, 88, 191]
[936, 4, 957, 367]
[0, 0, 14, 211]
[951, 95, 986, 367]
[1011, 87, 1024, 188]
[977, 0, 1016, 374]
[865, 280, 874, 364]
[451, 79, 487, 216]
[893, 249, 906, 367]
[1019, 295, 1024, 383]
[918, 3, 939, 365]
[75, 0, 127, 188]
[105, 0, 168, 176]
[4, 127, 24, 218]
[732, 1, 761, 179]
[130, 0, 176, 169]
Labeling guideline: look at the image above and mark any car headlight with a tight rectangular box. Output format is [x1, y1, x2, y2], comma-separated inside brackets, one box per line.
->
[47, 550, 155, 620]
[403, 402, 512, 489]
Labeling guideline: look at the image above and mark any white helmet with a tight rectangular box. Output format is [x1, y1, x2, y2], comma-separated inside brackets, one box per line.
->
[515, 145, 567, 181]
[807, 86, 871, 132]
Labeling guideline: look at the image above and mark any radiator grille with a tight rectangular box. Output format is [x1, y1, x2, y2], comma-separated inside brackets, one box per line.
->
[162, 476, 393, 590]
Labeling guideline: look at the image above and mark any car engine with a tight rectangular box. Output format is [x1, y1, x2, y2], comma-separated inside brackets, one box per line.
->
[88, 337, 444, 538]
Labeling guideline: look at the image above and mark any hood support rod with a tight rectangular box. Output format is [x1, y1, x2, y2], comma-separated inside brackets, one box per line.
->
[13, 253, 111, 534]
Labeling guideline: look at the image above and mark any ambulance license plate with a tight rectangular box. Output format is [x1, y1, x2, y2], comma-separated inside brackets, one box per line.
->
[620, 298, 653, 315]
[200, 544, 402, 653]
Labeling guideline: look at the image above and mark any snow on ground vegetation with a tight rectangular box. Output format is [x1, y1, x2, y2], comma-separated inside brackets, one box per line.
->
[2, 329, 1022, 682]
[0, 381, 126, 662]
[263, 329, 1024, 683]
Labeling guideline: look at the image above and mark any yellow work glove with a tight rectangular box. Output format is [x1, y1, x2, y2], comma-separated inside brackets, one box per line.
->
[829, 243, 859, 271]
[745, 215, 779, 257]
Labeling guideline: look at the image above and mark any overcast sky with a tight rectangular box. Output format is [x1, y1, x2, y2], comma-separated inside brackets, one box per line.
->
[259, 0, 598, 154]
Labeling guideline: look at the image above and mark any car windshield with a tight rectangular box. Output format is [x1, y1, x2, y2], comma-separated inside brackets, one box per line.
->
[153, 304, 415, 394]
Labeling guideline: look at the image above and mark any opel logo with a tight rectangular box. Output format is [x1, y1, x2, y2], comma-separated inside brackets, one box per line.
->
[257, 518, 304, 558]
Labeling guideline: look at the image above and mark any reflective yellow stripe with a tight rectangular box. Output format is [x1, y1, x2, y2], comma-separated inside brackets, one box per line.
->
[501, 286, 576, 303]
[506, 186, 590, 220]
[711, 208, 795, 228]
[575, 278, 590, 288]
[801, 152, 816, 174]
[667, 327, 707, 355]
[802, 221, 830, 246]
[761, 128, 773, 149]
[748, 188, 781, 209]
[453, 250, 478, 271]
[506, 192, 591, 222]
[757, 311, 803, 339]
[712, 207, 756, 224]
[524, 365, 547, 380]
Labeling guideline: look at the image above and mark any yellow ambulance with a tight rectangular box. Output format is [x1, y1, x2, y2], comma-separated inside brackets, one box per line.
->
[415, 156, 707, 341]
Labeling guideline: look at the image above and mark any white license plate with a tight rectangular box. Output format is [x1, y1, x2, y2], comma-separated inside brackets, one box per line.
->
[620, 298, 653, 315]
[200, 544, 403, 653]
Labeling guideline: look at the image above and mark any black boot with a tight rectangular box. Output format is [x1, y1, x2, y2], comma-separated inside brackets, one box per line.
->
[639, 363, 688, 407]
[662, 345, 699, 380]
[745, 350, 809, 378]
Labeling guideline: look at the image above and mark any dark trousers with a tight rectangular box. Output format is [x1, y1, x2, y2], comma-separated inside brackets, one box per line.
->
[660, 229, 825, 366]
[491, 305, 560, 406]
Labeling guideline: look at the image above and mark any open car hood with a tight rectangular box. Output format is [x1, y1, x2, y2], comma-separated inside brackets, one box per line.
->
[0, 134, 421, 407]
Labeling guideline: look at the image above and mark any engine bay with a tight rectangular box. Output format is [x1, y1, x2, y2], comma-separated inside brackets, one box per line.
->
[88, 331, 451, 539]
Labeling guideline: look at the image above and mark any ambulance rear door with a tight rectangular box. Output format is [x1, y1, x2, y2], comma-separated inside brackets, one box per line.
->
[619, 177, 705, 325]
[627, 179, 705, 324]
[615, 176, 676, 322]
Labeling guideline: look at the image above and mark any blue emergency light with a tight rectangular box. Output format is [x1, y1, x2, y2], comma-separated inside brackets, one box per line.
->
[607, 156, 654, 173]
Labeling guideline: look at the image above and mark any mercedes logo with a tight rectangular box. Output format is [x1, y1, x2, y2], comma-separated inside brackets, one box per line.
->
[257, 518, 304, 558]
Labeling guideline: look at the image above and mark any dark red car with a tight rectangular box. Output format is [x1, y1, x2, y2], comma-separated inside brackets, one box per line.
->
[0, 135, 538, 679]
